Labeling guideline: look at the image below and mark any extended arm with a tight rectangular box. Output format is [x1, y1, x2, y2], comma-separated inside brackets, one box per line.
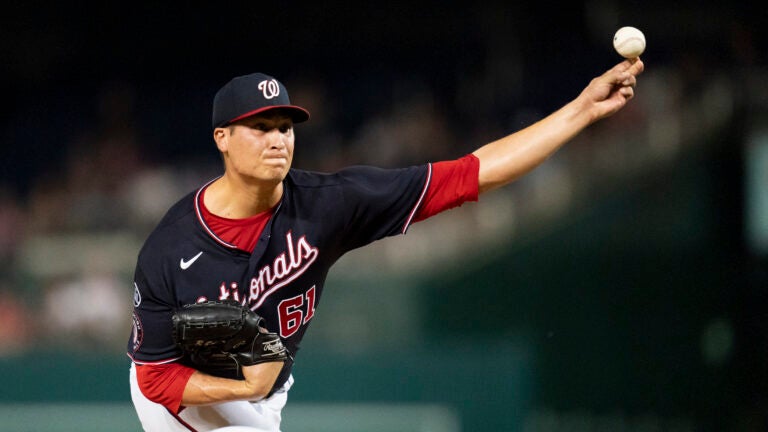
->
[473, 59, 644, 194]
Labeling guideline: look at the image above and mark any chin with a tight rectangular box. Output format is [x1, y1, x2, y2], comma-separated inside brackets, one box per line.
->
[261, 169, 290, 183]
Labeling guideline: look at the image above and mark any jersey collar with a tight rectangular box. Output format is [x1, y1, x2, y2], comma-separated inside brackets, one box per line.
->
[194, 177, 239, 249]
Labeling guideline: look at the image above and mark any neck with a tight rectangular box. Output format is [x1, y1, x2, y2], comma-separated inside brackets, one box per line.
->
[204, 173, 283, 219]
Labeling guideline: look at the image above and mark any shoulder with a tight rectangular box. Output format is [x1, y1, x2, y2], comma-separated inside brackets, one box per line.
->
[285, 168, 341, 188]
[286, 164, 427, 188]
[138, 190, 198, 261]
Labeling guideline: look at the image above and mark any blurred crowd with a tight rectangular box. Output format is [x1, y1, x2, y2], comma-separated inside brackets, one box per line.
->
[0, 63, 736, 358]
[0, 73, 471, 354]
[1, 1, 760, 357]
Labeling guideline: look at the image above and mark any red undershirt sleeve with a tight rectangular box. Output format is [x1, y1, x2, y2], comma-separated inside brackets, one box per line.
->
[136, 362, 196, 414]
[414, 153, 480, 222]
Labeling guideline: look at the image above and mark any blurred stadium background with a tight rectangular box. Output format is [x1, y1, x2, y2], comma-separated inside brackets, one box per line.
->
[1, 1, 766, 431]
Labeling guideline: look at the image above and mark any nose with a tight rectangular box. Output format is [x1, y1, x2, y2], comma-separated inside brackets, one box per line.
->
[266, 129, 287, 149]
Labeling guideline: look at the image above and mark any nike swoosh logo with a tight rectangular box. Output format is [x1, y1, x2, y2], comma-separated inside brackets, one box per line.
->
[180, 251, 203, 270]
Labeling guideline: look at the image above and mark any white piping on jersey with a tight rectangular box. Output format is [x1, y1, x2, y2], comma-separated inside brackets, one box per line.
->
[401, 162, 433, 234]
[249, 235, 318, 310]
[194, 177, 239, 249]
[195, 164, 430, 247]
[126, 352, 184, 365]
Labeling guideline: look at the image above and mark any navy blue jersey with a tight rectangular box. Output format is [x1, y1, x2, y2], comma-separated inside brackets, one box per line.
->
[127, 163, 431, 388]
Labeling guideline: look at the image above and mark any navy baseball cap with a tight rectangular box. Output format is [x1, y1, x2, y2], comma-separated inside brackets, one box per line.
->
[212, 72, 310, 129]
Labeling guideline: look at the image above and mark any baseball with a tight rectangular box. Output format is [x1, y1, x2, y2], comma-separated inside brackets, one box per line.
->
[613, 26, 646, 58]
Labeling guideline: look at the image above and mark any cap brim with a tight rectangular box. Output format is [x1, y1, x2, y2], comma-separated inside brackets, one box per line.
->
[223, 105, 310, 127]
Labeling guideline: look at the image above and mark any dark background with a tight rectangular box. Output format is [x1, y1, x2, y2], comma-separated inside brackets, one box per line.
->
[1, 2, 766, 431]
[3, 1, 761, 195]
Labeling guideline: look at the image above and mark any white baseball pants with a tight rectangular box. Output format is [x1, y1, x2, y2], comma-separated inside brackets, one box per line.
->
[129, 362, 292, 432]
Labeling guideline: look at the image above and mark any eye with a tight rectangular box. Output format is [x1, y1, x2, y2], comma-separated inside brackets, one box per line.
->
[279, 124, 292, 133]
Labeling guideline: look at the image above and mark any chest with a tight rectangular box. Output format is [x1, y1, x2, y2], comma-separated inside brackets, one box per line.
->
[173, 230, 326, 338]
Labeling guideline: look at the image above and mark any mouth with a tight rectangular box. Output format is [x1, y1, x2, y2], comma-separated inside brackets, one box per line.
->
[262, 154, 290, 165]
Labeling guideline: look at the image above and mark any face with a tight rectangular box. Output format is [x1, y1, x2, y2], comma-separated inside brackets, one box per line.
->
[214, 111, 295, 185]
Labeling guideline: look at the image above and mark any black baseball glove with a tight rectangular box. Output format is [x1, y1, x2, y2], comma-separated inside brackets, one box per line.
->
[172, 300, 290, 372]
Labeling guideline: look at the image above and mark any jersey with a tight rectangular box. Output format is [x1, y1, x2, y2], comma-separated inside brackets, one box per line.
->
[128, 163, 433, 390]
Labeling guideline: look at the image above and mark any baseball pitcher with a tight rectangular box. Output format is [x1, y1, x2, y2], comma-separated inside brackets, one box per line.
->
[127, 59, 644, 431]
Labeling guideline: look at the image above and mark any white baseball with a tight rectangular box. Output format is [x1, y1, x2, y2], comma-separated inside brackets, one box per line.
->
[613, 26, 646, 58]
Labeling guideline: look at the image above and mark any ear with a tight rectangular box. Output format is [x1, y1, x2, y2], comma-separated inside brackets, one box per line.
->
[213, 128, 229, 153]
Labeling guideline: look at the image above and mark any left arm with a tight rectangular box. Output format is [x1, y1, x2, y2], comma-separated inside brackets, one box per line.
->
[473, 59, 644, 194]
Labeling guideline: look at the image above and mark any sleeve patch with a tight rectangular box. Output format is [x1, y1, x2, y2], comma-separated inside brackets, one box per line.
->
[130, 310, 144, 353]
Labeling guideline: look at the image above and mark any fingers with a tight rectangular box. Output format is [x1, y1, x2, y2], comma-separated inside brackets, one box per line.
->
[611, 58, 644, 76]
[621, 73, 637, 87]
[608, 58, 643, 88]
[622, 58, 644, 77]
[628, 58, 644, 76]
[619, 85, 634, 99]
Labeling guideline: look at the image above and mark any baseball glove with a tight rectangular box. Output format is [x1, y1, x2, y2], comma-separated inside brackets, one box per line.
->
[172, 300, 290, 371]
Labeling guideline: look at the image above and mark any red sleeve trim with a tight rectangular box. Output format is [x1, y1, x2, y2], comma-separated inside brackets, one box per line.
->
[136, 362, 196, 414]
[413, 154, 479, 222]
